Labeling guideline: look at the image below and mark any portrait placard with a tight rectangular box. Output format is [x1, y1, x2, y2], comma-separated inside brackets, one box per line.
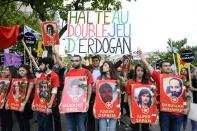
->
[59, 76, 87, 113]
[32, 77, 51, 113]
[95, 80, 120, 118]
[6, 78, 28, 111]
[131, 84, 158, 124]
[160, 74, 185, 113]
[0, 78, 10, 109]
[41, 21, 59, 46]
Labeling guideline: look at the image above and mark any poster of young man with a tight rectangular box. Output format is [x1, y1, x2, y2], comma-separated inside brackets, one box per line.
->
[95, 80, 120, 118]
[160, 74, 185, 113]
[0, 78, 10, 109]
[59, 76, 87, 113]
[131, 84, 158, 124]
[6, 78, 28, 111]
[41, 21, 59, 46]
[32, 77, 51, 113]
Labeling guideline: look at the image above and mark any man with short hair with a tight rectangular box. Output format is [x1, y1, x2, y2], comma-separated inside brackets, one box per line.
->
[139, 49, 188, 131]
[65, 55, 93, 131]
[36, 57, 60, 131]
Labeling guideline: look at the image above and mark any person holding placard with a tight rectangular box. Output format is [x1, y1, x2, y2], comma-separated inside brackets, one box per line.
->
[63, 55, 93, 131]
[14, 65, 34, 131]
[93, 61, 120, 131]
[0, 66, 17, 131]
[126, 64, 152, 131]
[138, 48, 189, 131]
[34, 57, 60, 131]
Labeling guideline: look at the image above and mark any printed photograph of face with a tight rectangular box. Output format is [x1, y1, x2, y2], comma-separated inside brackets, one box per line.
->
[99, 82, 117, 103]
[0, 80, 9, 97]
[12, 81, 27, 102]
[135, 88, 153, 109]
[38, 81, 50, 100]
[45, 24, 56, 37]
[164, 77, 183, 98]
[67, 78, 86, 98]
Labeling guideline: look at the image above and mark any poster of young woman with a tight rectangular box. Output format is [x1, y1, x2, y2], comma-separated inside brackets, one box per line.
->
[59, 76, 87, 113]
[41, 21, 59, 46]
[32, 77, 51, 113]
[160, 74, 185, 113]
[6, 78, 28, 111]
[131, 84, 158, 124]
[95, 80, 120, 118]
[0, 78, 10, 109]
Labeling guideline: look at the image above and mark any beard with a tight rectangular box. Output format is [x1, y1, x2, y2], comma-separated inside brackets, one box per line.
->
[40, 67, 47, 73]
[72, 64, 80, 69]
[171, 91, 181, 97]
[102, 96, 112, 103]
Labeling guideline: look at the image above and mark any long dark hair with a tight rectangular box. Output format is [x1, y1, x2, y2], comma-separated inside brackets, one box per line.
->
[133, 64, 149, 84]
[4, 66, 18, 78]
[18, 64, 34, 79]
[180, 67, 189, 82]
[138, 88, 152, 107]
[100, 61, 117, 80]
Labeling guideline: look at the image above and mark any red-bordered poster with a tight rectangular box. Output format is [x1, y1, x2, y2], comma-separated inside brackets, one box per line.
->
[131, 84, 158, 124]
[0, 78, 10, 109]
[59, 76, 87, 113]
[95, 80, 120, 118]
[32, 77, 51, 113]
[41, 21, 59, 46]
[6, 78, 28, 111]
[160, 74, 185, 113]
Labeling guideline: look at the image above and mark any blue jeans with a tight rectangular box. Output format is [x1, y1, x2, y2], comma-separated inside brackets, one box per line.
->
[191, 120, 197, 131]
[65, 112, 87, 131]
[159, 111, 184, 131]
[37, 112, 53, 131]
[99, 118, 117, 131]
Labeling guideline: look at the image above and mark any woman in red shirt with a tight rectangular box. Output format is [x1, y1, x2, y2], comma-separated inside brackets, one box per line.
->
[14, 65, 34, 131]
[93, 61, 119, 131]
[127, 64, 151, 131]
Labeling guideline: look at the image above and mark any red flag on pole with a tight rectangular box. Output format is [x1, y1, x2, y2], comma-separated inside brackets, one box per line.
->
[0, 25, 20, 49]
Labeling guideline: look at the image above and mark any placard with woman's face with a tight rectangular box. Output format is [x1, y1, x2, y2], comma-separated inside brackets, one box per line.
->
[0, 78, 10, 109]
[160, 74, 185, 113]
[6, 78, 28, 111]
[59, 76, 87, 113]
[95, 80, 120, 119]
[131, 84, 158, 124]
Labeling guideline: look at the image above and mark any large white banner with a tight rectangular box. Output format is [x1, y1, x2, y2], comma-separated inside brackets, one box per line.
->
[60, 11, 131, 55]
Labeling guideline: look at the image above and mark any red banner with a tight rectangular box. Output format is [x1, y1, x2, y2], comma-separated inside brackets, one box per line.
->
[160, 74, 185, 113]
[0, 78, 10, 109]
[95, 80, 120, 118]
[41, 21, 59, 46]
[131, 84, 158, 124]
[6, 78, 28, 111]
[32, 77, 51, 113]
[59, 76, 87, 113]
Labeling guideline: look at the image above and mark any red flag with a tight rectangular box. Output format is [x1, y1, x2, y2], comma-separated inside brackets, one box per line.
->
[0, 25, 20, 49]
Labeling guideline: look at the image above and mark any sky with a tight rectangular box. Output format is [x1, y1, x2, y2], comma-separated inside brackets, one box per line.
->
[123, 0, 197, 52]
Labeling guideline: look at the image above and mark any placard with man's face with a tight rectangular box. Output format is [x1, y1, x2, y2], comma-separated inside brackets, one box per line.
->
[95, 80, 120, 119]
[0, 78, 10, 109]
[59, 76, 87, 113]
[6, 78, 28, 111]
[131, 84, 158, 124]
[160, 74, 185, 113]
[41, 21, 59, 46]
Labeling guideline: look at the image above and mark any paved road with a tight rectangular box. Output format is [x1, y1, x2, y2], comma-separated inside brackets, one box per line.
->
[11, 113, 192, 131]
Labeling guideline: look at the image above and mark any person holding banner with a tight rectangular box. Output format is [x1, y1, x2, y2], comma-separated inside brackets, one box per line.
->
[64, 55, 93, 131]
[93, 61, 120, 131]
[0, 66, 17, 131]
[34, 57, 60, 131]
[126, 64, 152, 131]
[138, 48, 189, 131]
[14, 65, 34, 131]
